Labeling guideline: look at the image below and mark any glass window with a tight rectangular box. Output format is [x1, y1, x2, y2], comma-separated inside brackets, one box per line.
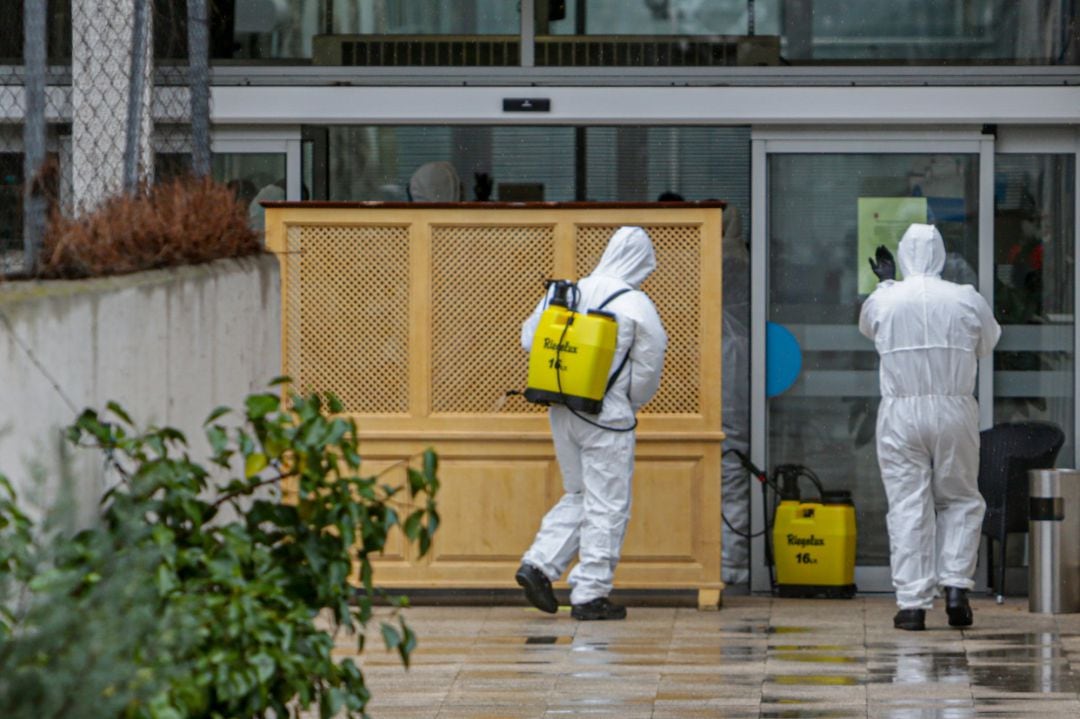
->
[213, 153, 288, 232]
[6, 1, 1076, 67]
[539, 0, 1075, 67]
[0, 0, 72, 63]
[153, 150, 287, 232]
[303, 124, 750, 219]
[0, 153, 22, 254]
[806, 0, 1075, 64]
[767, 152, 980, 565]
[993, 154, 1075, 466]
[154, 0, 521, 64]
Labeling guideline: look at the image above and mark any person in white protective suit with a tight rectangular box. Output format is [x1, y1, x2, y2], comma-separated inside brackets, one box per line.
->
[515, 226, 668, 620]
[720, 207, 752, 586]
[407, 161, 464, 202]
[859, 223, 1000, 631]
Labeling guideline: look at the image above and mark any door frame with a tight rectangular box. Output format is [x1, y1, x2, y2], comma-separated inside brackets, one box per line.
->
[995, 126, 1080, 471]
[748, 127, 996, 593]
[211, 126, 303, 201]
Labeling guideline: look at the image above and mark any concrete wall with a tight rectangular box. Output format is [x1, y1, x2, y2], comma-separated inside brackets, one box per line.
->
[0, 255, 280, 519]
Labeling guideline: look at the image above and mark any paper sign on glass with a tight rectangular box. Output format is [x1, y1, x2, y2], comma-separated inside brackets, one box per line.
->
[857, 197, 927, 294]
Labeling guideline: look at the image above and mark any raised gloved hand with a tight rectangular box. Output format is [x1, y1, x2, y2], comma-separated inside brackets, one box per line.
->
[868, 245, 896, 282]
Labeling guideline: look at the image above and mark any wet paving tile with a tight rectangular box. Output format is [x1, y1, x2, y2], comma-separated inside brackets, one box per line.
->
[350, 596, 1080, 718]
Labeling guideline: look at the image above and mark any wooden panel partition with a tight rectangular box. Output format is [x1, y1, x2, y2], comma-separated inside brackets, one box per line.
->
[264, 202, 726, 608]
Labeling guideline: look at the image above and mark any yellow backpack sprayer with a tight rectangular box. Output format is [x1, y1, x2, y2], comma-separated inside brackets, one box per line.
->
[522, 279, 636, 431]
[726, 449, 857, 598]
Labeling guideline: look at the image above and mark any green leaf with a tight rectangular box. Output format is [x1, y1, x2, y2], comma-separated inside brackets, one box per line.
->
[155, 563, 177, 595]
[326, 392, 344, 414]
[250, 652, 275, 684]
[403, 510, 423, 541]
[106, 401, 134, 426]
[406, 468, 424, 497]
[380, 623, 401, 650]
[245, 393, 280, 420]
[245, 453, 269, 479]
[268, 375, 292, 387]
[204, 405, 231, 425]
[422, 448, 438, 484]
[207, 425, 228, 454]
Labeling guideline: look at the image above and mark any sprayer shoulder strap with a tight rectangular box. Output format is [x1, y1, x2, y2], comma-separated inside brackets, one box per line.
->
[594, 287, 635, 393]
[596, 288, 633, 311]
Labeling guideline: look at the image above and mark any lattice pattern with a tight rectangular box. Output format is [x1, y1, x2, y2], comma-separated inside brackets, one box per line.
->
[575, 225, 702, 414]
[292, 224, 411, 413]
[431, 225, 554, 414]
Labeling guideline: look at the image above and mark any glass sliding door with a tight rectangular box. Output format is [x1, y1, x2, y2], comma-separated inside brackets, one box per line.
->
[992, 154, 1076, 467]
[752, 135, 991, 592]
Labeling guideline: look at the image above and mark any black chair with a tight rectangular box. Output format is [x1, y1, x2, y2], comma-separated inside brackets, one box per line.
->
[978, 421, 1065, 603]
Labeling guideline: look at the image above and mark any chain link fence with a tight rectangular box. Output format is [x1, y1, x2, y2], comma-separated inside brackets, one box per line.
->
[0, 0, 211, 277]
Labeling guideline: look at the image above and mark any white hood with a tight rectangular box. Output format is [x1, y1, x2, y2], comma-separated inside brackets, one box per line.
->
[408, 161, 464, 202]
[897, 223, 946, 278]
[590, 226, 657, 289]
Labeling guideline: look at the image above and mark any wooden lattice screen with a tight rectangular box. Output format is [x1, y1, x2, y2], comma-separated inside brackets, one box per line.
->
[266, 203, 727, 608]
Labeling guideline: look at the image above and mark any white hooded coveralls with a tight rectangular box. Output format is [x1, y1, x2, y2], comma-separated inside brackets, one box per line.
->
[859, 224, 1001, 610]
[720, 207, 751, 585]
[521, 226, 668, 606]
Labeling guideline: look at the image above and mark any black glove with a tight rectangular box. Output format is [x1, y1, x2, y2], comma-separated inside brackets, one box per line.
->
[473, 172, 494, 201]
[868, 245, 896, 282]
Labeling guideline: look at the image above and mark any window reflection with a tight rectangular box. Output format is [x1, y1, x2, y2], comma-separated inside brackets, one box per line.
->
[545, 0, 1075, 66]
[993, 154, 1076, 466]
[0, 0, 71, 63]
[212, 153, 288, 232]
[767, 153, 980, 565]
[4, 1, 1074, 66]
[0, 153, 22, 254]
[186, 0, 520, 63]
[302, 125, 750, 213]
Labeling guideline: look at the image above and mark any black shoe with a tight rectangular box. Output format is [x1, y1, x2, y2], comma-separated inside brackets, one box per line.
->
[945, 586, 973, 628]
[515, 563, 558, 614]
[893, 608, 926, 631]
[571, 597, 627, 621]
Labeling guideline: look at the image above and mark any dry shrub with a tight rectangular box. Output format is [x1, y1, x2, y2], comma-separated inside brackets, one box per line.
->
[38, 176, 261, 279]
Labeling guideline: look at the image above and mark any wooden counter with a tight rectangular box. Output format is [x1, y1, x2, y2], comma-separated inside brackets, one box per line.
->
[264, 202, 725, 608]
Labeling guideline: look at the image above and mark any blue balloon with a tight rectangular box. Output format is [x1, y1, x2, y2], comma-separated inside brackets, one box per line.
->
[766, 322, 803, 397]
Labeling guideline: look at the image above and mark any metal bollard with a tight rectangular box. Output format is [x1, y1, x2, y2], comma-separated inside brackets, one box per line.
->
[1029, 469, 1080, 614]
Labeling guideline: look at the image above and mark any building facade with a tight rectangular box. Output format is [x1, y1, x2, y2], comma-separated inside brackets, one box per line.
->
[1, 0, 1078, 592]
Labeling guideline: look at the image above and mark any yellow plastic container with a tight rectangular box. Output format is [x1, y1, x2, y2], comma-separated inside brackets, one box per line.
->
[524, 304, 618, 414]
[772, 497, 857, 598]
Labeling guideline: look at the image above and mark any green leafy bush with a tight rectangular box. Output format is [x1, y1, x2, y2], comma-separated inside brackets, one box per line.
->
[0, 384, 440, 719]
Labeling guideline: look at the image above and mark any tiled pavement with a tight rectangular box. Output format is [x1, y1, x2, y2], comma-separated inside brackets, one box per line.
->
[343, 595, 1080, 718]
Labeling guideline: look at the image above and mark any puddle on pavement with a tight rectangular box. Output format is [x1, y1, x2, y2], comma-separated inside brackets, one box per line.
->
[718, 622, 772, 634]
[968, 665, 1080, 693]
[759, 708, 864, 718]
[962, 632, 1064, 644]
[965, 646, 1065, 659]
[769, 626, 817, 634]
[771, 652, 861, 664]
[768, 674, 862, 686]
[867, 708, 978, 719]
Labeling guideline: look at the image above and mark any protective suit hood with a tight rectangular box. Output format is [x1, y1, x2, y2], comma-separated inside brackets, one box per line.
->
[590, 226, 657, 289]
[408, 161, 464, 202]
[897, 223, 946, 278]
